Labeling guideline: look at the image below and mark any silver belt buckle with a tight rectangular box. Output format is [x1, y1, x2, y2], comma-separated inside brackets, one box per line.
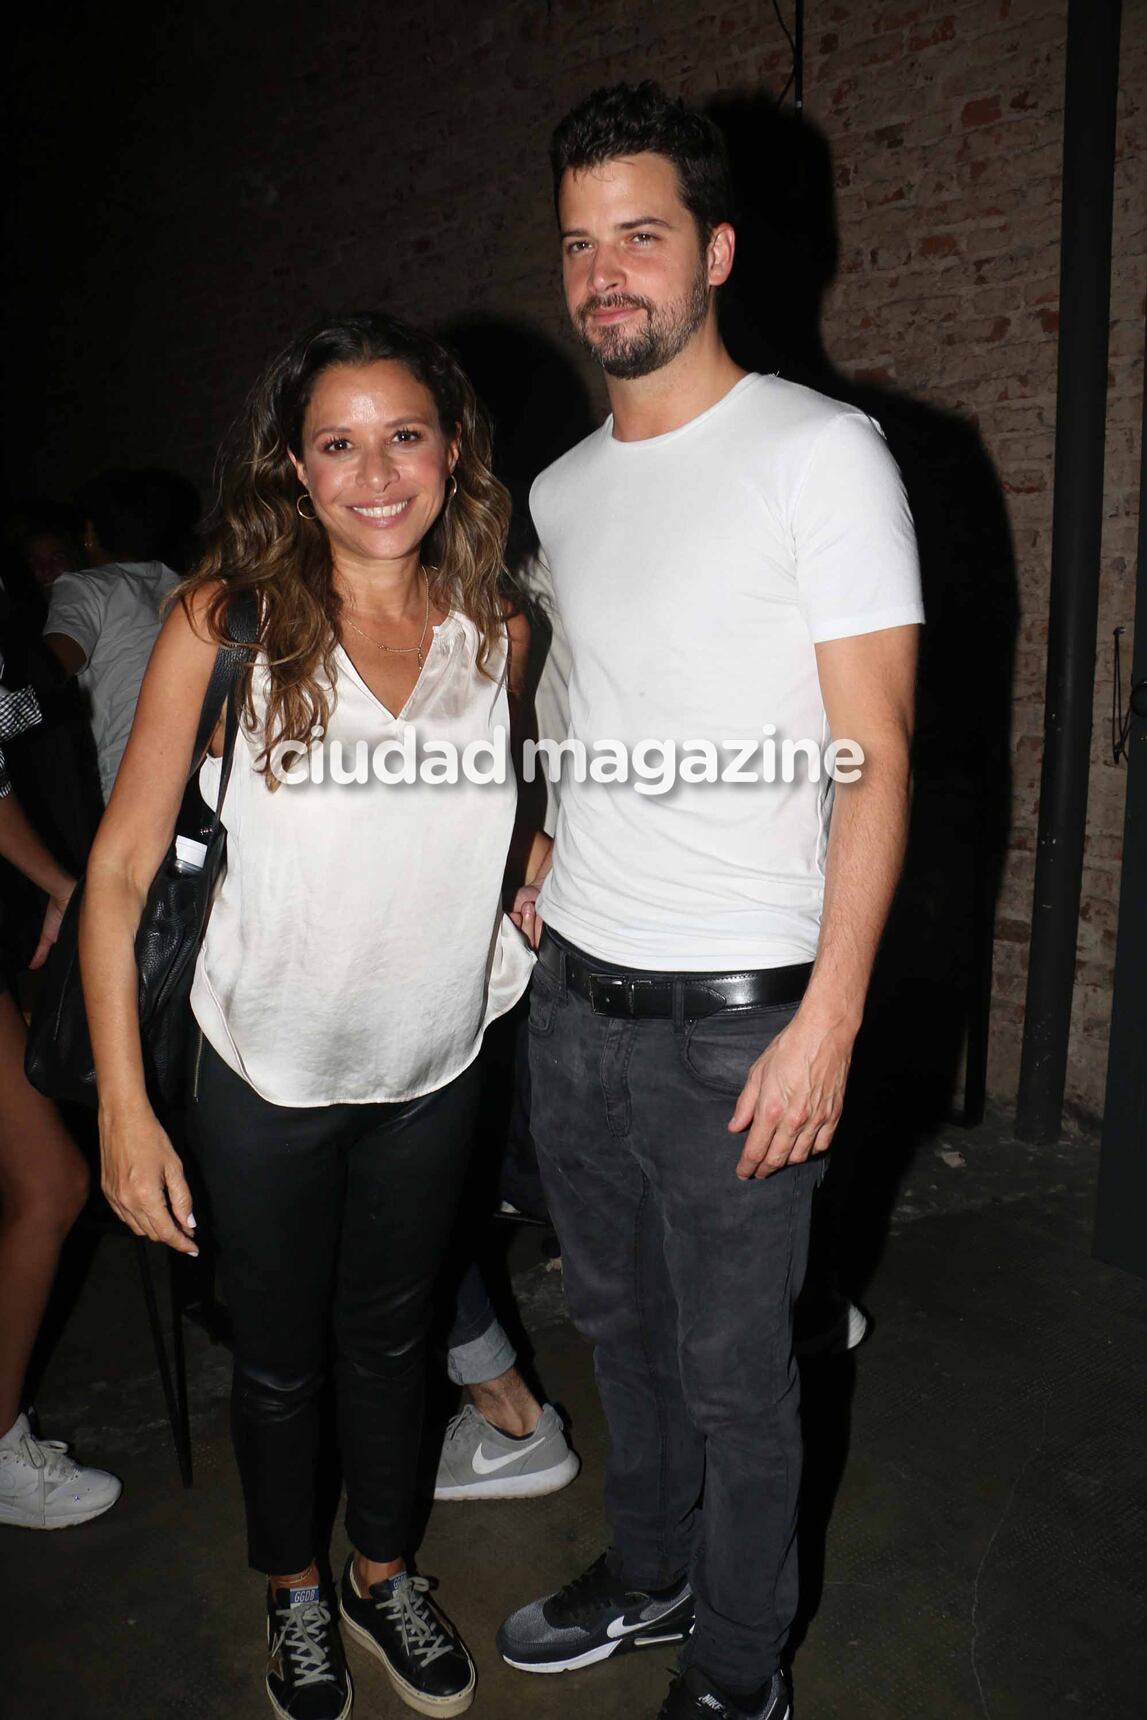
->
[588, 975, 655, 1017]
[587, 973, 626, 1016]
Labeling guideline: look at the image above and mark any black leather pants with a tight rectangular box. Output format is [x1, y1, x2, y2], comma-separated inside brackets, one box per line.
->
[187, 1034, 480, 1573]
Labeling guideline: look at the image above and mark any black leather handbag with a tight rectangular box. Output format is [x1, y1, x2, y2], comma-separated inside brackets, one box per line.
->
[24, 595, 258, 1109]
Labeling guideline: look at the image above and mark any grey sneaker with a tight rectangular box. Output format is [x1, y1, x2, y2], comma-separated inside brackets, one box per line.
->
[498, 1549, 693, 1674]
[433, 1403, 579, 1502]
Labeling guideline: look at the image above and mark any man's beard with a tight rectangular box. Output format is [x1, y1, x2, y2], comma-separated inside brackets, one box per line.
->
[574, 262, 712, 380]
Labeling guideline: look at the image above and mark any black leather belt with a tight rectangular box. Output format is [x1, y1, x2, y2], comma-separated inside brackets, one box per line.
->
[537, 929, 812, 1021]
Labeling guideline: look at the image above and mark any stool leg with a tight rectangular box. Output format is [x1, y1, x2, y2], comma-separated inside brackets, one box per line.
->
[168, 1251, 194, 1486]
[133, 1237, 193, 1487]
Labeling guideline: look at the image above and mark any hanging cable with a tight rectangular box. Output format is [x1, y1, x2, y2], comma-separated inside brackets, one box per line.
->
[794, 0, 804, 110]
[771, 1, 805, 113]
[771, 0, 796, 56]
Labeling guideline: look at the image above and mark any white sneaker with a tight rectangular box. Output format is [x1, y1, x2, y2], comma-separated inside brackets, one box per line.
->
[0, 1414, 122, 1529]
[434, 1402, 580, 1501]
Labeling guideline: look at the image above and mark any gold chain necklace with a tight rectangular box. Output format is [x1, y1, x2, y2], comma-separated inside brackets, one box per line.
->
[342, 572, 432, 667]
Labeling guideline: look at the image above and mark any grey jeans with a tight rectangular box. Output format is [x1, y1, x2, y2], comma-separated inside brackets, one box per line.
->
[528, 937, 821, 1688]
[445, 1261, 516, 1387]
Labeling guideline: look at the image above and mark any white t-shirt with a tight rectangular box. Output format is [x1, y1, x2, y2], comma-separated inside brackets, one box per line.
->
[531, 372, 924, 970]
[46, 560, 181, 800]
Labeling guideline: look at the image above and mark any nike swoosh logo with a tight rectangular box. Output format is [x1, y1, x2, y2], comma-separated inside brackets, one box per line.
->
[471, 1438, 546, 1474]
[604, 1597, 686, 1640]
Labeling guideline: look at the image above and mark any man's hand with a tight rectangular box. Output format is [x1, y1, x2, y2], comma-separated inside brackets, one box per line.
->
[723, 621, 917, 1181]
[510, 836, 552, 950]
[727, 1011, 854, 1179]
[29, 882, 75, 970]
[510, 884, 545, 950]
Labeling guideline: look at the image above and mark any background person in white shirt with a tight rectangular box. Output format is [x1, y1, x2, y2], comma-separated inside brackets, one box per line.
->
[44, 469, 188, 801]
[497, 82, 922, 1720]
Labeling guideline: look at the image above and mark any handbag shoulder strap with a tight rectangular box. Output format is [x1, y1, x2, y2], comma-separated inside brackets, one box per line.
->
[188, 590, 260, 777]
[175, 591, 259, 844]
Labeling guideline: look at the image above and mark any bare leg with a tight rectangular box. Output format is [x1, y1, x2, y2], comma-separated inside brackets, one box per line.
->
[269, 1561, 322, 1590]
[353, 1552, 405, 1589]
[270, 1555, 407, 1592]
[0, 990, 89, 1434]
[468, 1363, 541, 1439]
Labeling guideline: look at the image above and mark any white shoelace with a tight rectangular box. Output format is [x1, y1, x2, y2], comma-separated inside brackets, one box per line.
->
[274, 1598, 339, 1689]
[380, 1577, 455, 1669]
[6, 1429, 80, 1482]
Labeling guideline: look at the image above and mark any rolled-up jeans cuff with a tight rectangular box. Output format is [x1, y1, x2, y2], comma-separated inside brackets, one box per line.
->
[446, 1318, 517, 1387]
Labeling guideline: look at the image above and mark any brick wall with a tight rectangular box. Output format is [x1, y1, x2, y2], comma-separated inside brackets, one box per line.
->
[7, 0, 1145, 1117]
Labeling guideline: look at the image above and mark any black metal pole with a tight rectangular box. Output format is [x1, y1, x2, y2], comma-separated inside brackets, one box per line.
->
[1094, 316, 1147, 1276]
[794, 0, 804, 113]
[1014, 0, 1122, 1143]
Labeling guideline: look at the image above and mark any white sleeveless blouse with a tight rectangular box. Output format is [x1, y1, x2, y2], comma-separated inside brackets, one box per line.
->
[189, 613, 534, 1105]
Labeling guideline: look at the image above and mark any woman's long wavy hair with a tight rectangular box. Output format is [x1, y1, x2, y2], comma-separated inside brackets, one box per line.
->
[181, 313, 512, 786]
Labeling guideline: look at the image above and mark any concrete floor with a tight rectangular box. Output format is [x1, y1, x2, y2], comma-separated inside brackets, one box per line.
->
[4, 1108, 1146, 1720]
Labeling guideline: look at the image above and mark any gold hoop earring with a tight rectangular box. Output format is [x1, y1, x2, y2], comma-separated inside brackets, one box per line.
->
[297, 492, 317, 520]
[443, 474, 458, 511]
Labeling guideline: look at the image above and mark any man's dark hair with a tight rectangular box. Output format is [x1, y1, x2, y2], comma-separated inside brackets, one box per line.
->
[550, 81, 732, 240]
[74, 467, 200, 567]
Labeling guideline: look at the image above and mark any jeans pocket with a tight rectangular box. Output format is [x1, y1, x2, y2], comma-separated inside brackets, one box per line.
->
[527, 961, 560, 1038]
[679, 1003, 799, 1095]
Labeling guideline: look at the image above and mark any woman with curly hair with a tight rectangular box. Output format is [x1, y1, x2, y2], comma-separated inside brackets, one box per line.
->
[79, 314, 539, 1720]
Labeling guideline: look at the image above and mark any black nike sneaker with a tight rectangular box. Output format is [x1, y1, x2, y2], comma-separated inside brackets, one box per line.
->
[265, 1580, 352, 1720]
[339, 1556, 475, 1716]
[657, 1665, 793, 1720]
[497, 1549, 694, 1674]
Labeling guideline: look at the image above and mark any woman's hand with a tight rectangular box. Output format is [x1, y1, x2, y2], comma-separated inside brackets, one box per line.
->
[29, 880, 75, 970]
[510, 884, 544, 950]
[100, 1103, 199, 1256]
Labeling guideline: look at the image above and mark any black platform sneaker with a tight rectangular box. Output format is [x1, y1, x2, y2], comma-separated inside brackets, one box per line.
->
[497, 1548, 694, 1674]
[265, 1581, 352, 1720]
[339, 1557, 475, 1716]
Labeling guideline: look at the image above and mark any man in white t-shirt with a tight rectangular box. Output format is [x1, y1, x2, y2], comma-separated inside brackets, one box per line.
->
[44, 472, 182, 801]
[497, 84, 922, 1720]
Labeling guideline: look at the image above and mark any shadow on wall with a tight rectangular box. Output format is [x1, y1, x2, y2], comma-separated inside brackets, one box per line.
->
[437, 312, 595, 817]
[711, 90, 1019, 1214]
[709, 90, 1021, 1640]
[436, 316, 597, 580]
